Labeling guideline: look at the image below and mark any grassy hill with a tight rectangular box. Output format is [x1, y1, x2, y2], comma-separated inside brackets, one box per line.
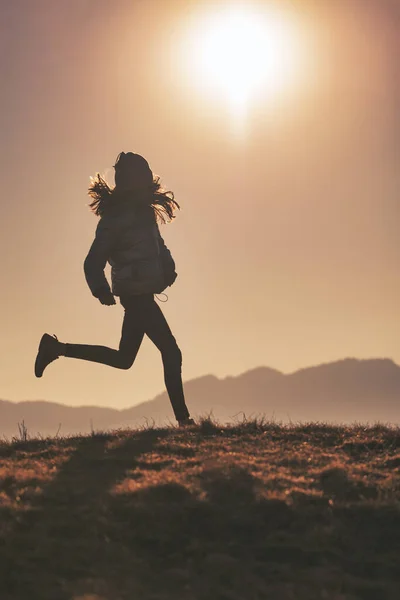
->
[0, 418, 399, 600]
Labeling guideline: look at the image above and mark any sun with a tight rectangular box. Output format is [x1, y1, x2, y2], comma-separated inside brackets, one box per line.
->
[187, 4, 305, 119]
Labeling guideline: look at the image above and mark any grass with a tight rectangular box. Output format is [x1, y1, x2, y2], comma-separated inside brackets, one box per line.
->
[0, 417, 399, 599]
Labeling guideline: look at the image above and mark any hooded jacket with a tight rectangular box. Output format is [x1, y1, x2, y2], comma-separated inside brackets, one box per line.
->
[84, 197, 176, 298]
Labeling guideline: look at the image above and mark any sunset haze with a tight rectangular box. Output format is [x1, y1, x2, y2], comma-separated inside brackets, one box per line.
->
[1, 0, 399, 411]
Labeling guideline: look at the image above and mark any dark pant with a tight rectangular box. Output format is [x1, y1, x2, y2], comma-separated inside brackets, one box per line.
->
[65, 294, 190, 422]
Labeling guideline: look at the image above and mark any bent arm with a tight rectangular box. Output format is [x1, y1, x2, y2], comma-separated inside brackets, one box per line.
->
[84, 218, 115, 298]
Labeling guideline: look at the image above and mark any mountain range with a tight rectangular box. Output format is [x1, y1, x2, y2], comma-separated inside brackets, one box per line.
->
[1, 358, 399, 438]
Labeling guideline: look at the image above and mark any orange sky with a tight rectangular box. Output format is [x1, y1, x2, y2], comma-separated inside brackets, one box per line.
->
[1, 0, 399, 409]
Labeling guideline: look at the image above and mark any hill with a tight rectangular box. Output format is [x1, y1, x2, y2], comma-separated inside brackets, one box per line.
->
[0, 419, 399, 599]
[1, 358, 399, 437]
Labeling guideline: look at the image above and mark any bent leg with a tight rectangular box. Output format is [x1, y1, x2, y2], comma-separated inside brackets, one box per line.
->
[65, 307, 145, 370]
[65, 344, 140, 369]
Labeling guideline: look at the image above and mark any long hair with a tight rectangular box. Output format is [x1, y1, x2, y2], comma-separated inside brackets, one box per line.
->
[88, 153, 180, 224]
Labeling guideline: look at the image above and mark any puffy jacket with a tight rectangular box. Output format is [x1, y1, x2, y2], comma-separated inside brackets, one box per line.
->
[84, 198, 176, 297]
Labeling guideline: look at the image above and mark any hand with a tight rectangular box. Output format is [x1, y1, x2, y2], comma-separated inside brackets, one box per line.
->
[98, 291, 116, 306]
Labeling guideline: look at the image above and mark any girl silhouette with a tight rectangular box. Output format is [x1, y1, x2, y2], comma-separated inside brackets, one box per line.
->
[35, 152, 194, 426]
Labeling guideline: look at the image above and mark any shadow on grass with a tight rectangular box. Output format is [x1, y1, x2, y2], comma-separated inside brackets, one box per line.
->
[105, 464, 400, 600]
[0, 428, 168, 600]
[1, 425, 400, 600]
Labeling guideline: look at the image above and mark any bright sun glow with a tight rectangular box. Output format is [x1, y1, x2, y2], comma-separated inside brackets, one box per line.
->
[187, 4, 305, 120]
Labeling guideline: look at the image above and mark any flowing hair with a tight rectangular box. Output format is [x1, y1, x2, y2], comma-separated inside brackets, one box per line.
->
[88, 172, 180, 224]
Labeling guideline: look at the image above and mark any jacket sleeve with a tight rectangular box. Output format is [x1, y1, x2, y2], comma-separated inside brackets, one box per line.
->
[84, 217, 117, 298]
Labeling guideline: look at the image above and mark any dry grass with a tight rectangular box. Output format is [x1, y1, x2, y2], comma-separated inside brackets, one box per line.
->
[0, 417, 399, 599]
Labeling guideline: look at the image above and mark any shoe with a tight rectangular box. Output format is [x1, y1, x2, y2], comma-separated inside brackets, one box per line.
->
[35, 334, 62, 378]
[178, 418, 196, 427]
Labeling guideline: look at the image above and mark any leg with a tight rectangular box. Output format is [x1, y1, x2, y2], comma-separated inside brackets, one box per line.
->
[122, 296, 190, 422]
[64, 305, 145, 370]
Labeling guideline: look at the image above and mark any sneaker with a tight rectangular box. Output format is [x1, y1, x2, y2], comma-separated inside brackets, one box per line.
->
[178, 418, 196, 427]
[34, 334, 62, 378]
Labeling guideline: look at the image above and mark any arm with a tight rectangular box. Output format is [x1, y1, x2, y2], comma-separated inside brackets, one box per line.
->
[84, 217, 116, 303]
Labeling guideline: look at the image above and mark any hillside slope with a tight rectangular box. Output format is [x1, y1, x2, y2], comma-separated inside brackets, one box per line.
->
[0, 420, 399, 599]
[1, 358, 399, 437]
[135, 358, 400, 425]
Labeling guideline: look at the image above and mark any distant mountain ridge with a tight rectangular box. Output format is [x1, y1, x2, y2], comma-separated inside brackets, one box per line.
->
[1, 358, 399, 437]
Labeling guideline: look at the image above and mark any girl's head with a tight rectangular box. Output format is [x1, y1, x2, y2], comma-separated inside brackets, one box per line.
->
[113, 151, 153, 190]
[88, 151, 179, 223]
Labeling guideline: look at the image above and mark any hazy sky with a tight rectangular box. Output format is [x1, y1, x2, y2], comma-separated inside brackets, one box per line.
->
[1, 0, 399, 409]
